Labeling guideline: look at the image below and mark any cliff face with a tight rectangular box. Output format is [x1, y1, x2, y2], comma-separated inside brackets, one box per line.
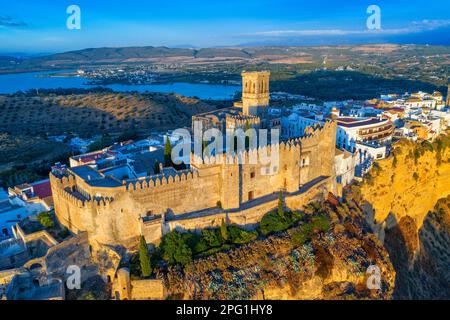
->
[384, 197, 450, 299]
[164, 198, 395, 300]
[162, 137, 449, 300]
[358, 138, 450, 230]
[349, 135, 450, 299]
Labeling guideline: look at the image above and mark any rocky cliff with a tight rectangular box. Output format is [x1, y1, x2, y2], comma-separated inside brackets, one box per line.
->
[384, 196, 450, 299]
[164, 197, 395, 300]
[357, 137, 450, 231]
[348, 135, 450, 299]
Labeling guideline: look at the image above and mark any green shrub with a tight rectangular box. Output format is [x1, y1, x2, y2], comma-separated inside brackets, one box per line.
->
[129, 253, 141, 280]
[153, 160, 160, 174]
[201, 228, 224, 247]
[159, 231, 192, 267]
[288, 215, 330, 247]
[197, 244, 233, 257]
[289, 211, 304, 224]
[220, 219, 228, 241]
[288, 227, 308, 246]
[305, 201, 322, 214]
[310, 215, 331, 233]
[118, 129, 138, 142]
[164, 137, 172, 167]
[259, 211, 292, 235]
[87, 135, 112, 152]
[228, 226, 258, 244]
[278, 191, 284, 217]
[37, 212, 55, 228]
[180, 232, 207, 255]
[259, 209, 306, 236]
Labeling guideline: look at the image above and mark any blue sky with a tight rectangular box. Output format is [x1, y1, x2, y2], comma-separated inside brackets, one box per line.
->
[0, 0, 449, 53]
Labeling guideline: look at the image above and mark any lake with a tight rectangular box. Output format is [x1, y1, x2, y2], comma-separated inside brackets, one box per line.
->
[0, 70, 241, 100]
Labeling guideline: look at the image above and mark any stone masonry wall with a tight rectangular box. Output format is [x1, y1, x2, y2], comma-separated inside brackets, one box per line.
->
[50, 122, 337, 248]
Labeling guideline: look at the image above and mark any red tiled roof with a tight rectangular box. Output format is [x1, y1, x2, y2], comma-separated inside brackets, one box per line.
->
[31, 180, 52, 199]
[80, 153, 104, 163]
[384, 107, 404, 112]
[337, 117, 385, 128]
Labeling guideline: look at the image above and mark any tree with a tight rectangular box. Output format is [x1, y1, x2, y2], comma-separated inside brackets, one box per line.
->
[278, 191, 284, 217]
[228, 226, 257, 244]
[153, 160, 160, 174]
[220, 219, 228, 242]
[139, 236, 152, 277]
[160, 231, 192, 266]
[259, 211, 291, 236]
[164, 137, 172, 167]
[37, 212, 55, 228]
[118, 129, 138, 142]
[87, 134, 112, 152]
[201, 228, 224, 247]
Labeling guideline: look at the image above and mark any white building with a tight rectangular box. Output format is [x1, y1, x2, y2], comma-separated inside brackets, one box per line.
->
[0, 189, 28, 240]
[281, 112, 324, 139]
[336, 117, 394, 152]
[1, 180, 53, 240]
[354, 141, 387, 177]
[334, 149, 357, 187]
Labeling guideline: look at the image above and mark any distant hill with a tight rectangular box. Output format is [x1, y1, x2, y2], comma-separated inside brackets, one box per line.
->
[0, 46, 254, 71]
[0, 56, 20, 68]
[0, 44, 448, 87]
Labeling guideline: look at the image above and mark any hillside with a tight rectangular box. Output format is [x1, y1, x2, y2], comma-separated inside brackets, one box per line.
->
[163, 197, 395, 300]
[0, 92, 217, 136]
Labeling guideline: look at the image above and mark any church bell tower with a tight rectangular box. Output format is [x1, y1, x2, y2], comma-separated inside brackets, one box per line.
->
[241, 71, 270, 116]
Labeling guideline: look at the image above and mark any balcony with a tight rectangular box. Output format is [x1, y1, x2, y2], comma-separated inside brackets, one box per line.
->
[358, 125, 394, 139]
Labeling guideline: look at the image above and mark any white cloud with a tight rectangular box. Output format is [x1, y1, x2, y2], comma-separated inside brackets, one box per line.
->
[246, 19, 450, 37]
[0, 15, 27, 27]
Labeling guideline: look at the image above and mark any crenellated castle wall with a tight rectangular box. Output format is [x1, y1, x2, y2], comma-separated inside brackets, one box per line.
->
[50, 121, 337, 247]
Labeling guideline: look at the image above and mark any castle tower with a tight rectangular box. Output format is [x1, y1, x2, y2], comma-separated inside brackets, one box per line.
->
[241, 71, 270, 116]
[446, 83, 450, 107]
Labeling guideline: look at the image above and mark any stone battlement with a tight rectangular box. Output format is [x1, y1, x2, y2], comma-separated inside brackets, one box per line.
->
[125, 169, 199, 191]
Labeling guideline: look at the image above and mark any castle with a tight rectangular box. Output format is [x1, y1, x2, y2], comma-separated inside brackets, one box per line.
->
[50, 71, 338, 248]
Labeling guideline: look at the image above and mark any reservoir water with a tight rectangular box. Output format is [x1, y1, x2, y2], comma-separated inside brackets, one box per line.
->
[0, 70, 241, 100]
